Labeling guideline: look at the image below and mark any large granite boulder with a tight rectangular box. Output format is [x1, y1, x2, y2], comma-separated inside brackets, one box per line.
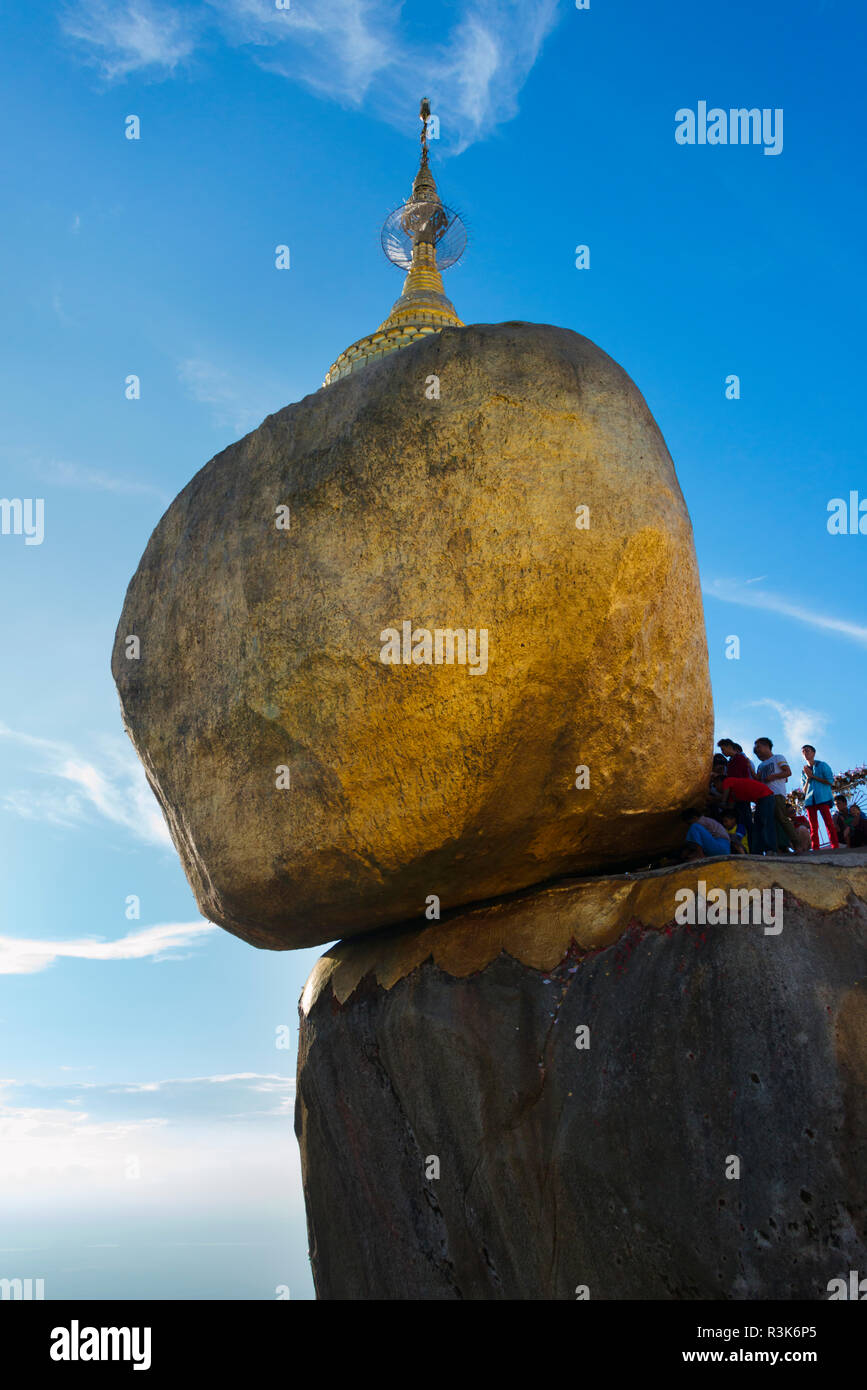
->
[112, 322, 711, 950]
[296, 852, 867, 1298]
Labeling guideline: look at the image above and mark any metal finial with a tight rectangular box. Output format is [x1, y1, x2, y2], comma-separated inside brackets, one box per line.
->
[322, 98, 466, 386]
[379, 99, 466, 270]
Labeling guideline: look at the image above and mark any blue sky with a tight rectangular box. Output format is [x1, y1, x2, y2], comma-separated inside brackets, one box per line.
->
[1, 0, 865, 1300]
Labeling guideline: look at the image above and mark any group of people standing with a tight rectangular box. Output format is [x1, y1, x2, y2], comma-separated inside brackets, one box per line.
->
[681, 737, 865, 859]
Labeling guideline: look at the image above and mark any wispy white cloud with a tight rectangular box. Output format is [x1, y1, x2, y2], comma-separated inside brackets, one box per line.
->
[1, 1072, 293, 1118]
[34, 458, 169, 502]
[61, 0, 197, 80]
[0, 921, 216, 975]
[176, 357, 274, 434]
[0, 1102, 165, 1180]
[749, 699, 828, 763]
[0, 723, 172, 848]
[704, 579, 867, 648]
[50, 292, 75, 326]
[61, 0, 561, 150]
[215, 0, 397, 102]
[108, 1073, 295, 1117]
[0, 1074, 295, 1185]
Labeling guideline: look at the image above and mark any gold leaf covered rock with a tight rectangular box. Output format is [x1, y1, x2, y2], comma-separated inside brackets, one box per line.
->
[112, 320, 713, 949]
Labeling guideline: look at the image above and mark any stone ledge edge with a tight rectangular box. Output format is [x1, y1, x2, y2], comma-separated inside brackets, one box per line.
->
[300, 856, 867, 1015]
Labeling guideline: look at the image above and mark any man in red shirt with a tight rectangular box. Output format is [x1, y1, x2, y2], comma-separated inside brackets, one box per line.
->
[718, 739, 757, 848]
[719, 774, 776, 854]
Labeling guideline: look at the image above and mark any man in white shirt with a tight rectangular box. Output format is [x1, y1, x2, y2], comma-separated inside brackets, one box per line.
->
[753, 737, 798, 851]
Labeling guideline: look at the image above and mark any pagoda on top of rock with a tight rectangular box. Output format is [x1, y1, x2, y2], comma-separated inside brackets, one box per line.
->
[323, 98, 467, 386]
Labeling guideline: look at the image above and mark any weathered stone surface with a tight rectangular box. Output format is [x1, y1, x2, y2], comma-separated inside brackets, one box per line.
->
[296, 852, 867, 1299]
[113, 322, 712, 950]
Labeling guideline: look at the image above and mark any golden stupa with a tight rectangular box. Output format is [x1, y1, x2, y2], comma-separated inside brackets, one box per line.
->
[323, 99, 465, 386]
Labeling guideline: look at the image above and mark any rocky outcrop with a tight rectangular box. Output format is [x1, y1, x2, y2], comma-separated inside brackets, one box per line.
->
[112, 322, 711, 950]
[296, 852, 867, 1299]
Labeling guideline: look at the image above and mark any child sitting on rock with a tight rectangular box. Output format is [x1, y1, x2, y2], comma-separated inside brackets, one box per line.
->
[719, 810, 748, 854]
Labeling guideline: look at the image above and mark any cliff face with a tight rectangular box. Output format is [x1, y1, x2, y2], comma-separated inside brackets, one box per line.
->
[296, 853, 867, 1300]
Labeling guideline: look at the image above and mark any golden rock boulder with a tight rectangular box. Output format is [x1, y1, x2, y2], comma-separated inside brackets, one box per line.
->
[112, 321, 713, 949]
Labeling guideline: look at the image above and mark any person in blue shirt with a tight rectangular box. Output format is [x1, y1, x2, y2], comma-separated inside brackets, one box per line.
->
[801, 745, 840, 850]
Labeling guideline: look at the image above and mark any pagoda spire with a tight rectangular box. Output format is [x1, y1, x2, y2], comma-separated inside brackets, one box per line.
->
[323, 98, 465, 387]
